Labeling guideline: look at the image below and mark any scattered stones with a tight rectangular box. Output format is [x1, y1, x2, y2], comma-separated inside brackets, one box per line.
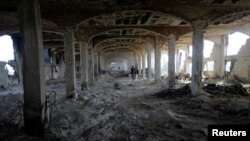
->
[203, 83, 249, 96]
[153, 84, 191, 98]
[0, 77, 249, 141]
[143, 137, 159, 141]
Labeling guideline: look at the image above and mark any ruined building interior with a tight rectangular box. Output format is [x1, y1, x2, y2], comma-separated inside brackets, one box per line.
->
[0, 0, 250, 140]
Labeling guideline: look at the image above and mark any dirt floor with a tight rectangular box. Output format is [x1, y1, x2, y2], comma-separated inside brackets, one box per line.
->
[0, 76, 249, 141]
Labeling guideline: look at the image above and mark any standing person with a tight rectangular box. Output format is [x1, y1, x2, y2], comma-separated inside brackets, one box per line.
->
[130, 65, 136, 81]
[135, 65, 139, 78]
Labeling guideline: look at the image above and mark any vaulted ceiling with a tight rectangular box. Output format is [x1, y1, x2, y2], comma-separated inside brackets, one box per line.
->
[0, 0, 250, 54]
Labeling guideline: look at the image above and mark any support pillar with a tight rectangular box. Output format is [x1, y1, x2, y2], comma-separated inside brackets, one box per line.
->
[191, 20, 207, 96]
[98, 52, 101, 73]
[155, 37, 161, 81]
[142, 51, 146, 79]
[59, 53, 65, 79]
[138, 54, 142, 77]
[134, 53, 138, 67]
[80, 41, 88, 89]
[184, 46, 189, 74]
[218, 35, 227, 77]
[63, 27, 76, 98]
[88, 45, 94, 86]
[19, 0, 45, 136]
[94, 52, 99, 81]
[147, 50, 152, 79]
[51, 52, 57, 79]
[168, 34, 176, 88]
[176, 49, 181, 75]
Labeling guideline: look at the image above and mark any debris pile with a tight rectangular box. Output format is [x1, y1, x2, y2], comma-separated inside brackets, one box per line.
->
[0, 77, 249, 141]
[203, 83, 249, 96]
[212, 100, 248, 115]
[153, 84, 191, 98]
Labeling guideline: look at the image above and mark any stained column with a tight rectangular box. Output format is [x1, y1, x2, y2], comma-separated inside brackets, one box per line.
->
[80, 41, 88, 89]
[142, 51, 146, 79]
[59, 53, 65, 79]
[191, 20, 206, 96]
[98, 52, 101, 73]
[94, 52, 99, 80]
[175, 49, 180, 75]
[18, 0, 45, 136]
[184, 46, 189, 74]
[147, 49, 152, 79]
[88, 45, 94, 86]
[63, 27, 77, 98]
[138, 54, 142, 77]
[218, 35, 227, 77]
[168, 34, 176, 88]
[155, 37, 161, 81]
[134, 53, 138, 67]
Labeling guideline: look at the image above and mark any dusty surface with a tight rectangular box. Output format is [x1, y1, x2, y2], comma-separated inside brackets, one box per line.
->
[0, 76, 249, 141]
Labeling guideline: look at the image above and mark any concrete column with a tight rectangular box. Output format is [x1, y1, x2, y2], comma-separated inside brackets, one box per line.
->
[175, 49, 180, 74]
[142, 51, 146, 79]
[155, 38, 161, 81]
[147, 50, 152, 79]
[63, 27, 76, 98]
[138, 54, 142, 77]
[134, 53, 138, 67]
[184, 46, 189, 74]
[18, 0, 45, 136]
[98, 52, 101, 73]
[88, 45, 94, 86]
[168, 34, 176, 88]
[80, 41, 88, 89]
[11, 35, 23, 84]
[218, 35, 227, 77]
[51, 52, 57, 79]
[191, 20, 207, 96]
[59, 53, 65, 79]
[94, 52, 99, 80]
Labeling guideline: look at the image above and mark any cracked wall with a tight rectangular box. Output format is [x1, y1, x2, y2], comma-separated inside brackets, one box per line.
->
[232, 39, 250, 82]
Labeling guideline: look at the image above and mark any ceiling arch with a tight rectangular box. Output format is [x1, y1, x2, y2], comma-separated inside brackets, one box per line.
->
[94, 37, 153, 50]
[77, 10, 189, 27]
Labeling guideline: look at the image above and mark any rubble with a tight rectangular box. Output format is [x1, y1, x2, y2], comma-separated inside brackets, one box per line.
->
[153, 84, 191, 98]
[203, 83, 249, 96]
[0, 77, 249, 141]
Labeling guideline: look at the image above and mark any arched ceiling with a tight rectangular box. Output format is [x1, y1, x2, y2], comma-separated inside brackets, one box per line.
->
[79, 10, 187, 27]
[1, 0, 250, 55]
[95, 38, 151, 54]
[91, 28, 156, 54]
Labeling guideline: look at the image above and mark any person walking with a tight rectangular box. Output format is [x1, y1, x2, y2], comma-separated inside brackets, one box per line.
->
[130, 65, 136, 81]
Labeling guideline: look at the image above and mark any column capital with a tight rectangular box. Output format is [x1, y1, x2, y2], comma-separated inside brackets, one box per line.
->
[168, 34, 176, 40]
[191, 19, 208, 30]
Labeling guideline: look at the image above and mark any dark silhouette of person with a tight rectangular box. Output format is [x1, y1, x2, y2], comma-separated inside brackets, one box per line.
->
[131, 65, 136, 81]
[135, 65, 139, 75]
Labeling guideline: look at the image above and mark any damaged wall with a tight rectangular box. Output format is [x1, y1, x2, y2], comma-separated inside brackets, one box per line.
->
[0, 61, 9, 89]
[207, 43, 221, 78]
[232, 39, 250, 82]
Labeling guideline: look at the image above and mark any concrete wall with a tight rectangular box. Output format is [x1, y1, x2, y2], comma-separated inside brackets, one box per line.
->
[0, 61, 9, 89]
[206, 43, 220, 78]
[232, 39, 250, 82]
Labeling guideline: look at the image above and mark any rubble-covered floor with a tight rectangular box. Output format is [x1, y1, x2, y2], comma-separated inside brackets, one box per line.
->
[0, 76, 250, 141]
